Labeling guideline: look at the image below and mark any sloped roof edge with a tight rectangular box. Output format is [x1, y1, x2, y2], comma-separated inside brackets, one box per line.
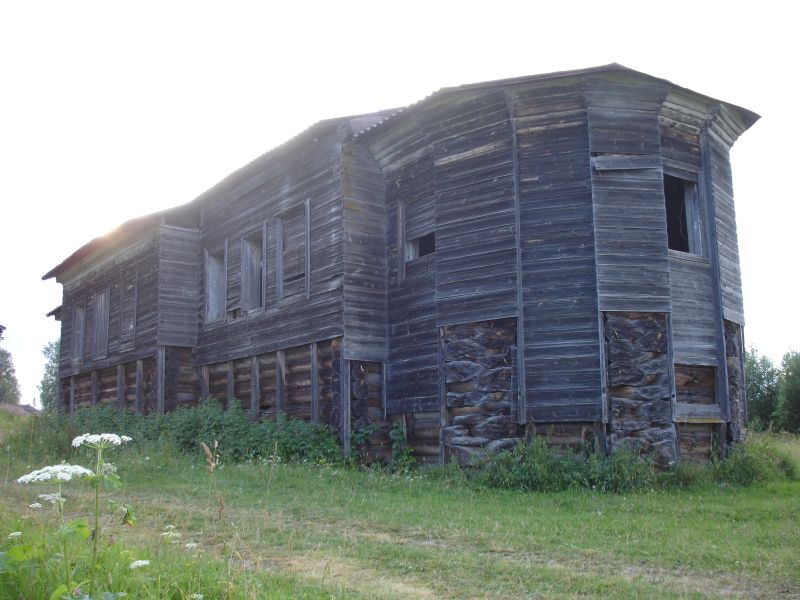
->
[352, 62, 760, 140]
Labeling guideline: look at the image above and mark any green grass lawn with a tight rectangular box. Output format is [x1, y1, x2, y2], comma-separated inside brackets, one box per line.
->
[1, 410, 799, 599]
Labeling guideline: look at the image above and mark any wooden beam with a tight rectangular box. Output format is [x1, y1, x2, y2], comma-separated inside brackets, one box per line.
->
[438, 326, 447, 466]
[116, 364, 125, 409]
[226, 360, 234, 409]
[303, 198, 311, 299]
[135, 360, 143, 414]
[275, 218, 284, 301]
[69, 376, 75, 416]
[201, 365, 209, 403]
[276, 350, 285, 412]
[310, 342, 319, 422]
[156, 346, 166, 414]
[341, 358, 351, 454]
[90, 370, 98, 407]
[505, 92, 528, 425]
[699, 125, 731, 423]
[250, 355, 260, 420]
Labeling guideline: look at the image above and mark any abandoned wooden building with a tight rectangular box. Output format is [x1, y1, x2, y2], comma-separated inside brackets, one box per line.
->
[44, 64, 758, 466]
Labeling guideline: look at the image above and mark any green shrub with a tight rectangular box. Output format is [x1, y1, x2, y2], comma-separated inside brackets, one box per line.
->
[473, 439, 583, 492]
[714, 433, 797, 485]
[7, 402, 342, 466]
[582, 445, 655, 492]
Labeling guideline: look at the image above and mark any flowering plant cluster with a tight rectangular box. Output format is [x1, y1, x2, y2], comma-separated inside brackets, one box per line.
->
[16, 464, 94, 484]
[71, 433, 132, 448]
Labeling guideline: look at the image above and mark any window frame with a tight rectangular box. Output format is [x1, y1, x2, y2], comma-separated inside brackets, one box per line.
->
[276, 200, 310, 303]
[71, 301, 85, 363]
[92, 287, 110, 358]
[205, 243, 227, 325]
[241, 224, 267, 313]
[663, 168, 704, 257]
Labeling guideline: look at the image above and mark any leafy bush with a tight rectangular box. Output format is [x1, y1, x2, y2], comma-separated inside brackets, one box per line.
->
[713, 433, 797, 485]
[582, 445, 655, 492]
[473, 439, 584, 492]
[8, 401, 342, 466]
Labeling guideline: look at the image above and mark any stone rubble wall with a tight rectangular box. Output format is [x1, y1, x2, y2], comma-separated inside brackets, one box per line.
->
[605, 312, 677, 467]
[724, 320, 746, 443]
[442, 318, 520, 465]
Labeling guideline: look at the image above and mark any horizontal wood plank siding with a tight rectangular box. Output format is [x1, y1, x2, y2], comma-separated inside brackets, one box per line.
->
[59, 230, 160, 377]
[370, 119, 439, 414]
[428, 91, 519, 326]
[669, 255, 717, 366]
[585, 72, 671, 313]
[510, 78, 602, 422]
[341, 140, 388, 361]
[157, 225, 199, 347]
[196, 122, 348, 365]
[708, 111, 745, 325]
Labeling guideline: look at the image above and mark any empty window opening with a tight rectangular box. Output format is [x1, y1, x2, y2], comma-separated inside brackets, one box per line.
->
[93, 290, 109, 356]
[72, 305, 85, 361]
[405, 231, 436, 261]
[664, 174, 701, 254]
[242, 232, 264, 311]
[206, 249, 226, 323]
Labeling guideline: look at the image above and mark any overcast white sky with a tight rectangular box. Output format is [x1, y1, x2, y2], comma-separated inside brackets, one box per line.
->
[1, 1, 797, 407]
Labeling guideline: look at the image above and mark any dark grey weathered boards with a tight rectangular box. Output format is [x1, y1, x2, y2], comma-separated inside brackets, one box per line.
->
[45, 64, 758, 464]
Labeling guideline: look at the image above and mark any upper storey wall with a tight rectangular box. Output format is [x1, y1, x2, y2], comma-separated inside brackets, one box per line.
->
[59, 229, 160, 376]
[585, 72, 672, 312]
[195, 122, 349, 365]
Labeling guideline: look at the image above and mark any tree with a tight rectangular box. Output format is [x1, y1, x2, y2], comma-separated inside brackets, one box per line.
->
[745, 346, 781, 429]
[38, 340, 60, 412]
[775, 351, 800, 434]
[0, 347, 21, 405]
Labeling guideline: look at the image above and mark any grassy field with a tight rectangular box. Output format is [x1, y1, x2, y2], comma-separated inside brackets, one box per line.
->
[1, 408, 799, 599]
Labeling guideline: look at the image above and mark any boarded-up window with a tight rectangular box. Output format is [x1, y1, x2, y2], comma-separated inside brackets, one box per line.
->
[242, 229, 265, 311]
[664, 173, 702, 255]
[278, 202, 309, 301]
[72, 304, 85, 361]
[675, 364, 715, 404]
[119, 268, 137, 351]
[206, 248, 226, 323]
[93, 289, 109, 356]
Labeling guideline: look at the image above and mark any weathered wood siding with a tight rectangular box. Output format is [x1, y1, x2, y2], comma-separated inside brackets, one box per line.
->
[157, 225, 199, 347]
[708, 107, 748, 325]
[196, 121, 349, 366]
[585, 71, 671, 313]
[341, 140, 388, 361]
[367, 118, 439, 414]
[659, 92, 719, 367]
[59, 230, 160, 377]
[510, 77, 602, 421]
[427, 91, 518, 325]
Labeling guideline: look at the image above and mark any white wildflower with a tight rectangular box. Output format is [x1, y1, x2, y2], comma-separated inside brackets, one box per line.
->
[71, 433, 133, 448]
[129, 559, 150, 569]
[38, 492, 65, 504]
[184, 542, 198, 549]
[191, 594, 204, 600]
[101, 463, 118, 475]
[28, 502, 42, 509]
[164, 524, 176, 530]
[17, 464, 94, 484]
[161, 530, 181, 539]
[7, 531, 22, 539]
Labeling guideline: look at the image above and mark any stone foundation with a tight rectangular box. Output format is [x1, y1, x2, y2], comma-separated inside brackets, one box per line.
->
[442, 318, 519, 465]
[724, 320, 746, 443]
[604, 312, 677, 467]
